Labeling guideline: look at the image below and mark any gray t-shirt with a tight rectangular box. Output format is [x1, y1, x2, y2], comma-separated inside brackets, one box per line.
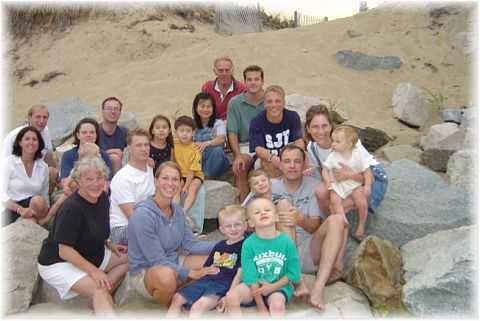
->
[271, 176, 324, 245]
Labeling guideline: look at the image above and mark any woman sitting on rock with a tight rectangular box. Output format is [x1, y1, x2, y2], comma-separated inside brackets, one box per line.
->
[59, 118, 113, 196]
[37, 156, 128, 317]
[304, 104, 388, 219]
[127, 161, 218, 306]
[1, 126, 49, 226]
[192, 92, 230, 178]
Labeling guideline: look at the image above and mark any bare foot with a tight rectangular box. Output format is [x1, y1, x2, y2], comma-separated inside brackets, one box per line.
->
[309, 281, 326, 310]
[294, 279, 310, 302]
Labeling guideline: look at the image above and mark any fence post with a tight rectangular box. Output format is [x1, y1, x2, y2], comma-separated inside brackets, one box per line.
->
[257, 2, 262, 32]
[294, 10, 298, 27]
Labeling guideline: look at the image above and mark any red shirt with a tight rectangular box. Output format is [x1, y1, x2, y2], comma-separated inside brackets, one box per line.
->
[201, 78, 246, 120]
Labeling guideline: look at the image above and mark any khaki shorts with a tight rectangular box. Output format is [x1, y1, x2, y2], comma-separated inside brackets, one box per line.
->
[129, 255, 187, 300]
[298, 236, 318, 274]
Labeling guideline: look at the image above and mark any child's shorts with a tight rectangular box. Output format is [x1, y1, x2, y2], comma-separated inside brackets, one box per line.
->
[241, 288, 289, 307]
[367, 164, 388, 214]
[179, 278, 229, 308]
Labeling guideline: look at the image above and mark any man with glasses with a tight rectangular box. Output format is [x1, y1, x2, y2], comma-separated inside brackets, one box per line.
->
[99, 96, 128, 174]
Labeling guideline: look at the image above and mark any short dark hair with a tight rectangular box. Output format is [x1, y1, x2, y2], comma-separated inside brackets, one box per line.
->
[192, 92, 217, 129]
[279, 144, 306, 161]
[243, 65, 264, 81]
[12, 126, 45, 160]
[174, 115, 195, 130]
[72, 117, 100, 146]
[101, 97, 123, 109]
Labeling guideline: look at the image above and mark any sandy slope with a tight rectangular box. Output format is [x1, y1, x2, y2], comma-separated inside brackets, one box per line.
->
[6, 3, 475, 148]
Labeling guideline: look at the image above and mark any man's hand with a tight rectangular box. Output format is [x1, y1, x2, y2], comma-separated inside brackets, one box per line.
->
[188, 266, 220, 280]
[232, 154, 250, 175]
[271, 155, 281, 169]
[110, 243, 128, 257]
[277, 205, 298, 227]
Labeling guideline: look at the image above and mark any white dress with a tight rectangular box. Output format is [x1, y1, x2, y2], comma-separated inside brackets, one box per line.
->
[323, 148, 370, 199]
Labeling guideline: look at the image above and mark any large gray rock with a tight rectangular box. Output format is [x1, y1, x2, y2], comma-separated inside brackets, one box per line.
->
[3, 220, 49, 314]
[335, 50, 402, 70]
[46, 97, 96, 148]
[204, 180, 239, 219]
[446, 149, 476, 189]
[419, 148, 455, 172]
[351, 126, 392, 152]
[285, 94, 349, 124]
[366, 159, 472, 247]
[381, 144, 422, 162]
[401, 225, 476, 317]
[392, 83, 432, 127]
[420, 122, 460, 150]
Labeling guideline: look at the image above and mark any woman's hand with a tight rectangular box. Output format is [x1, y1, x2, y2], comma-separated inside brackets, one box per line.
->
[188, 266, 220, 280]
[333, 162, 355, 182]
[90, 269, 112, 290]
[194, 141, 210, 153]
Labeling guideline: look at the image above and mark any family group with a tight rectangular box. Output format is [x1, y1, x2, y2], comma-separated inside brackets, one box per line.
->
[2, 56, 388, 317]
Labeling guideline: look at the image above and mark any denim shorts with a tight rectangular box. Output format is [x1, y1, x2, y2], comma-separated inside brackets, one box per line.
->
[179, 278, 229, 308]
[368, 164, 388, 214]
[241, 288, 289, 307]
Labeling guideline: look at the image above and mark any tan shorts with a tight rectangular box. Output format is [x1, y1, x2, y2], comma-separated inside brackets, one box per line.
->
[298, 236, 318, 274]
[129, 255, 187, 300]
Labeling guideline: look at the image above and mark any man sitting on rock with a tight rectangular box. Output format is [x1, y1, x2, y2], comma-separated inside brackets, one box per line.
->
[2, 104, 58, 193]
[201, 56, 246, 121]
[98, 96, 128, 174]
[226, 65, 265, 202]
[271, 145, 348, 310]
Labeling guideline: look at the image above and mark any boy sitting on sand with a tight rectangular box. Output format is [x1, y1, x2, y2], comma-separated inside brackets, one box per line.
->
[224, 198, 301, 317]
[167, 205, 248, 317]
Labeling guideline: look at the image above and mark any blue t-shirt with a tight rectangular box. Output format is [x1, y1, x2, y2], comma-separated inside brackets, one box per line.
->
[60, 147, 113, 179]
[249, 109, 302, 156]
[98, 125, 128, 151]
[200, 236, 247, 286]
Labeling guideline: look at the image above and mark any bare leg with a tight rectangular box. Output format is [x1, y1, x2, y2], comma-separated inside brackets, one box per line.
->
[315, 182, 331, 216]
[38, 193, 67, 226]
[189, 295, 220, 317]
[29, 196, 48, 223]
[351, 187, 368, 238]
[167, 293, 188, 318]
[48, 167, 59, 195]
[235, 170, 250, 203]
[276, 199, 296, 243]
[144, 266, 178, 307]
[267, 292, 286, 317]
[104, 251, 129, 292]
[309, 215, 347, 310]
[183, 179, 202, 212]
[225, 283, 253, 316]
[71, 276, 116, 317]
[329, 192, 349, 226]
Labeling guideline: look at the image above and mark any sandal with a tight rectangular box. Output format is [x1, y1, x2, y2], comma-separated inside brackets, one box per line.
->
[352, 234, 367, 243]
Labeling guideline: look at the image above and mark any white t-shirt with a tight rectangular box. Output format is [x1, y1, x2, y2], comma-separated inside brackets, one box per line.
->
[323, 148, 370, 199]
[213, 119, 227, 136]
[2, 125, 53, 158]
[109, 164, 155, 228]
[0, 155, 49, 205]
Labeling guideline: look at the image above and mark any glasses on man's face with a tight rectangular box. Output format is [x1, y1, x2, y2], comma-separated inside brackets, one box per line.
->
[104, 107, 121, 112]
[222, 222, 244, 230]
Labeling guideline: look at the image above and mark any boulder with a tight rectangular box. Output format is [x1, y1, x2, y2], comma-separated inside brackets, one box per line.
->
[351, 125, 392, 152]
[345, 236, 403, 311]
[335, 50, 402, 70]
[419, 148, 455, 172]
[118, 111, 138, 131]
[366, 159, 472, 247]
[3, 220, 49, 314]
[446, 149, 476, 189]
[46, 97, 96, 148]
[32, 279, 88, 306]
[401, 225, 475, 317]
[204, 180, 239, 219]
[285, 94, 349, 124]
[392, 83, 431, 127]
[381, 144, 422, 162]
[420, 122, 460, 150]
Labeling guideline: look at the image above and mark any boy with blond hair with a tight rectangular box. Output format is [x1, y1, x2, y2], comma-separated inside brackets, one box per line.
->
[225, 198, 301, 317]
[167, 205, 248, 317]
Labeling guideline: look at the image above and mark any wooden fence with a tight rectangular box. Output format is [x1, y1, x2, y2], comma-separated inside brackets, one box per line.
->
[215, 3, 262, 35]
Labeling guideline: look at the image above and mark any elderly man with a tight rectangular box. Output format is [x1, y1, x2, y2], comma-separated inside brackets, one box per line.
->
[109, 128, 155, 245]
[98, 96, 128, 174]
[226, 65, 265, 202]
[271, 145, 348, 310]
[249, 85, 303, 178]
[201, 56, 245, 120]
[2, 104, 58, 192]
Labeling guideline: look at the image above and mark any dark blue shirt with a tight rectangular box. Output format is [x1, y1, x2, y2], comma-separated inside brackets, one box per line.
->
[98, 125, 128, 151]
[249, 109, 302, 156]
[60, 146, 113, 179]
